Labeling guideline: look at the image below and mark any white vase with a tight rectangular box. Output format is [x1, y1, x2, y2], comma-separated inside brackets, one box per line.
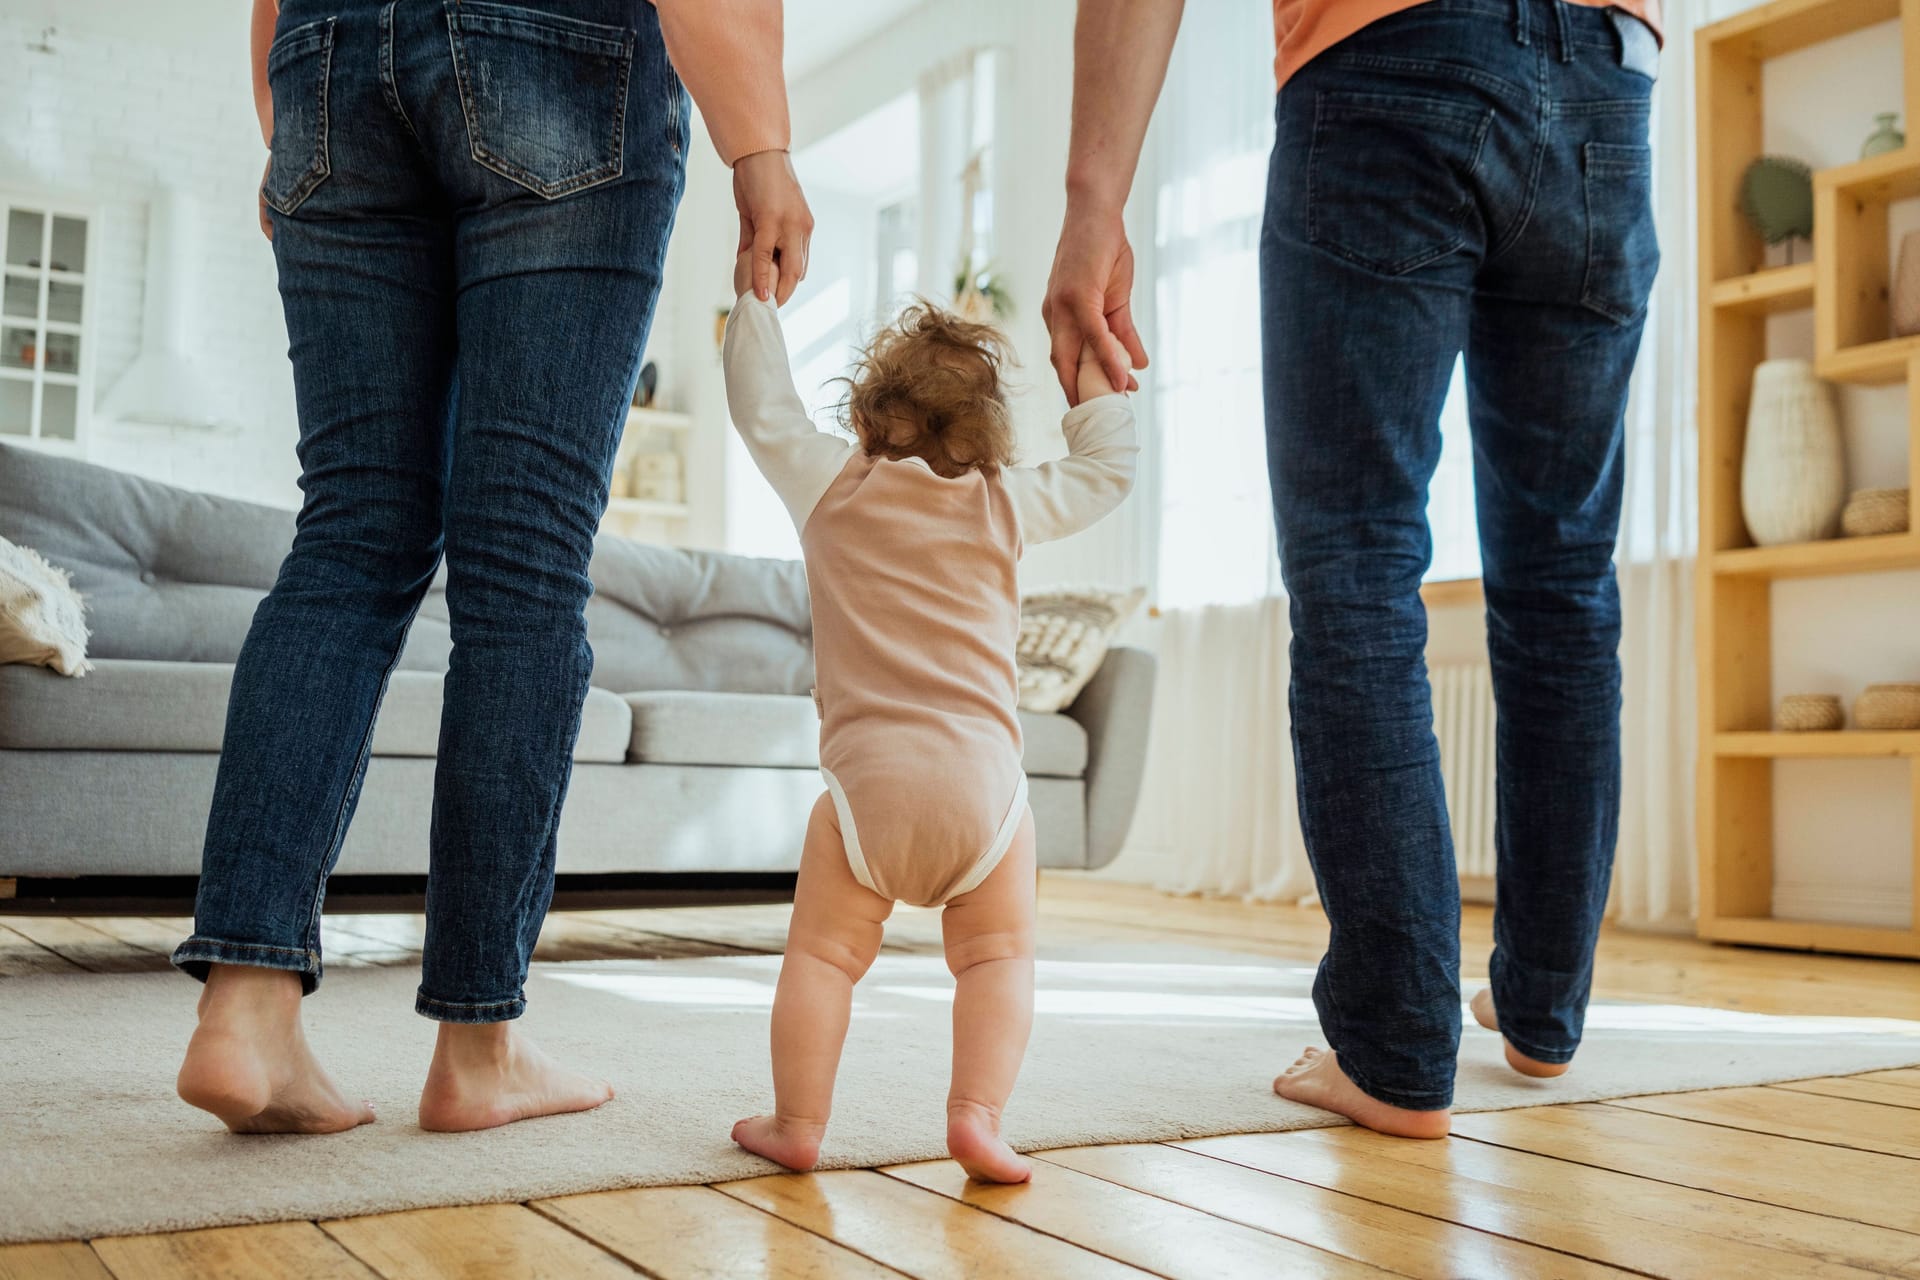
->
[1741, 359, 1845, 547]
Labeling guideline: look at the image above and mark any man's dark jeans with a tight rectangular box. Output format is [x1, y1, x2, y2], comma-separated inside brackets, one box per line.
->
[173, 0, 687, 1022]
[1261, 0, 1658, 1108]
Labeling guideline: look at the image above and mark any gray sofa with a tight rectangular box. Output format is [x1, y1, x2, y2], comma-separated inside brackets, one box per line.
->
[0, 444, 1154, 893]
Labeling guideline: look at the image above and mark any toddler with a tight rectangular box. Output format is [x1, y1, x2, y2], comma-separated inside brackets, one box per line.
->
[723, 255, 1136, 1182]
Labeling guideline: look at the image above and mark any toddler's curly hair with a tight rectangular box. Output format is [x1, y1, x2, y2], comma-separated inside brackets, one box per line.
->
[840, 301, 1015, 479]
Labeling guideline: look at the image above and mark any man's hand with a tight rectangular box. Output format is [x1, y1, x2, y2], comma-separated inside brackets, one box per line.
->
[1043, 208, 1148, 405]
[733, 149, 813, 306]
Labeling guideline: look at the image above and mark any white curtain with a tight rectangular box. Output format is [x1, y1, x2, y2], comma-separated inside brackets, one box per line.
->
[1116, 0, 1700, 926]
[1611, 2, 1700, 930]
[917, 49, 1002, 304]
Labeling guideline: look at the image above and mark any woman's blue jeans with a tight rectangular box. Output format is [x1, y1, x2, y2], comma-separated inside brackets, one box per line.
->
[1262, 0, 1659, 1108]
[172, 0, 688, 1022]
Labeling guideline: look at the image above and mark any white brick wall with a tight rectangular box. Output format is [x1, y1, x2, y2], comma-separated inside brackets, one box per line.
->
[1, 6, 303, 504]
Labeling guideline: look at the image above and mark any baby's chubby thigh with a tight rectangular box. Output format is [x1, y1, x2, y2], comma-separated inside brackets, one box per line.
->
[789, 793, 893, 980]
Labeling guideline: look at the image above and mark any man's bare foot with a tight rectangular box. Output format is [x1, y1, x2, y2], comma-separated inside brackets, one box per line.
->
[731, 1114, 826, 1171]
[417, 1023, 613, 1132]
[1273, 1047, 1451, 1139]
[1470, 989, 1571, 1078]
[946, 1100, 1031, 1183]
[176, 964, 376, 1135]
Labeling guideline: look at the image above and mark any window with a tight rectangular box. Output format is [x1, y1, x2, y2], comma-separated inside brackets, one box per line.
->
[0, 196, 94, 451]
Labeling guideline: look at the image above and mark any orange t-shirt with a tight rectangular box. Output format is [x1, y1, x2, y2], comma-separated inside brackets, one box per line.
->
[1274, 0, 1665, 89]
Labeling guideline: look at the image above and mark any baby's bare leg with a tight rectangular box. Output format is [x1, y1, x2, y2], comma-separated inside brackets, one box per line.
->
[941, 809, 1037, 1184]
[731, 794, 891, 1171]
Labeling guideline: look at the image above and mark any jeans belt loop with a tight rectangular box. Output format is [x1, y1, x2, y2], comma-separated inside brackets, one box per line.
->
[1514, 0, 1531, 46]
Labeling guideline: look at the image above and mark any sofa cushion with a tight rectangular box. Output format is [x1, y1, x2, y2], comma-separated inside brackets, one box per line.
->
[622, 690, 1089, 777]
[0, 659, 632, 762]
[0, 444, 816, 696]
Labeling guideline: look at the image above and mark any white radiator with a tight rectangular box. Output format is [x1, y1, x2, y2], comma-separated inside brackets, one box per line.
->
[1432, 663, 1498, 893]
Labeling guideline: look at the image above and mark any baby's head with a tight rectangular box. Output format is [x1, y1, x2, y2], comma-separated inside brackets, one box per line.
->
[843, 302, 1015, 479]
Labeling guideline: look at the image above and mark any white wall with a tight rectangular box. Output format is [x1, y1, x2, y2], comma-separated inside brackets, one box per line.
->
[1, 0, 683, 514]
[1, 2, 302, 504]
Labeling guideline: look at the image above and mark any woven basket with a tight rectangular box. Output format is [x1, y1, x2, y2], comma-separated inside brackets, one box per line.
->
[1840, 487, 1911, 537]
[1855, 683, 1920, 731]
[1776, 693, 1844, 732]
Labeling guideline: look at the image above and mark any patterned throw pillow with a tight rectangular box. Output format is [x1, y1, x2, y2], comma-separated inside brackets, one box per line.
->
[0, 536, 91, 676]
[1017, 586, 1146, 713]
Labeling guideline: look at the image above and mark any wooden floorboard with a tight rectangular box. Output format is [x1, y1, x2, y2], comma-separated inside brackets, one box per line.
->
[716, 1170, 1154, 1279]
[1611, 1084, 1920, 1158]
[6, 879, 1920, 1278]
[1182, 1125, 1920, 1278]
[319, 1204, 639, 1278]
[1452, 1103, 1920, 1232]
[1040, 1141, 1638, 1279]
[0, 1242, 112, 1280]
[1773, 1075, 1920, 1109]
[533, 1185, 911, 1280]
[884, 1156, 1394, 1278]
[90, 1222, 378, 1280]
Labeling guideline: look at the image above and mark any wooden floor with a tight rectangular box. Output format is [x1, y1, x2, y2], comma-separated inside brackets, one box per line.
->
[4, 878, 1919, 1279]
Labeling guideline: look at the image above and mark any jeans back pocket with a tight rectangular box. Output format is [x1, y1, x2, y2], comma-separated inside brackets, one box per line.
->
[445, 1, 635, 199]
[1581, 141, 1659, 324]
[263, 18, 336, 216]
[1307, 90, 1492, 277]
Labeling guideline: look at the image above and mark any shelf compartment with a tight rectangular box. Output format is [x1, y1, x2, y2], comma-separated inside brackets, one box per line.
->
[1700, 0, 1899, 58]
[1709, 262, 1815, 313]
[1716, 731, 1920, 757]
[1816, 149, 1920, 369]
[1711, 532, 1920, 577]
[604, 498, 689, 519]
[1817, 334, 1920, 384]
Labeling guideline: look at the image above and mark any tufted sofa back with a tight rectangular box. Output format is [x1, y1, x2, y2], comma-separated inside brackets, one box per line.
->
[0, 444, 814, 696]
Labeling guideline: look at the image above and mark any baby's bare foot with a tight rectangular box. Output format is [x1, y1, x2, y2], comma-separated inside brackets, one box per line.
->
[418, 1023, 612, 1132]
[946, 1100, 1030, 1183]
[1273, 1047, 1450, 1139]
[1470, 989, 1571, 1079]
[177, 965, 375, 1135]
[732, 1114, 825, 1171]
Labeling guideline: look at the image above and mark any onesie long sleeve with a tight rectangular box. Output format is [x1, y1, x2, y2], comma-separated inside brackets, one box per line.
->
[721, 295, 856, 530]
[1001, 394, 1139, 545]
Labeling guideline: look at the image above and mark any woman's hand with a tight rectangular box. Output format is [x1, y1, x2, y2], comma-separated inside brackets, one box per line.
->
[732, 149, 812, 306]
[732, 250, 765, 300]
[258, 157, 273, 241]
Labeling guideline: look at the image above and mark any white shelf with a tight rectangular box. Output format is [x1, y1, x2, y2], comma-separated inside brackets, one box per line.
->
[625, 406, 692, 432]
[604, 497, 690, 520]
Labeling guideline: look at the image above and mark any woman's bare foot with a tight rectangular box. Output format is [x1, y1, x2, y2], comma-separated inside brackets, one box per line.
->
[1273, 1047, 1451, 1139]
[731, 1114, 826, 1171]
[1470, 989, 1571, 1078]
[417, 1022, 613, 1132]
[946, 1100, 1031, 1183]
[176, 964, 376, 1134]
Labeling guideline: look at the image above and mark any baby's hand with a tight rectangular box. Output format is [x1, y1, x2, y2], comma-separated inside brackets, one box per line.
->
[734, 250, 777, 302]
[1076, 342, 1120, 402]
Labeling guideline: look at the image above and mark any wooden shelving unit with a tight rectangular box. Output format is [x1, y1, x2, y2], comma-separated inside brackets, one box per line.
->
[1696, 0, 1920, 958]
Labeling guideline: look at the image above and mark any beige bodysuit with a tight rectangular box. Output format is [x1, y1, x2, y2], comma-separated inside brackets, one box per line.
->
[723, 297, 1137, 907]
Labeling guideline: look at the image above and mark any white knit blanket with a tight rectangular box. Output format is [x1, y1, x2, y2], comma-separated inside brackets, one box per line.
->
[0, 536, 91, 676]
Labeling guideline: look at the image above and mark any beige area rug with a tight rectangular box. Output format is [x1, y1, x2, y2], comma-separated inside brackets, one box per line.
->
[7, 943, 1920, 1243]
